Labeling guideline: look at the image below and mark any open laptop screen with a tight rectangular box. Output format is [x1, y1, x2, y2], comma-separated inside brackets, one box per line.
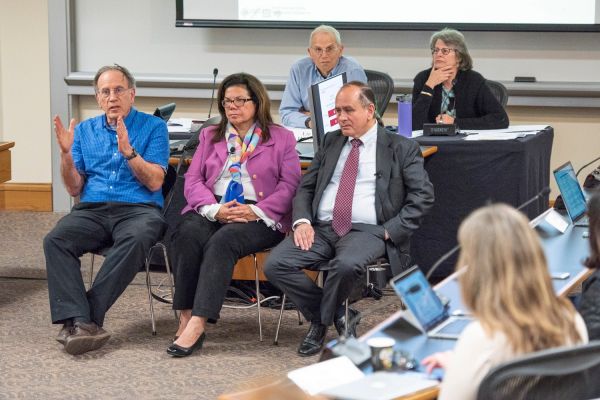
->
[391, 266, 448, 331]
[553, 161, 587, 222]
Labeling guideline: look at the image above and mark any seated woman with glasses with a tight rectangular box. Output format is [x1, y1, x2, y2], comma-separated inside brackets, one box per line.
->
[411, 28, 509, 131]
[422, 204, 588, 400]
[166, 72, 301, 357]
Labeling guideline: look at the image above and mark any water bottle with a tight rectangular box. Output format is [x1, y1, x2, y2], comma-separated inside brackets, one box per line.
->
[397, 94, 412, 138]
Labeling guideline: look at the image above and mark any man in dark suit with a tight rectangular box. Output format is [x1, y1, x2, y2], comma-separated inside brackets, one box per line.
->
[264, 82, 434, 356]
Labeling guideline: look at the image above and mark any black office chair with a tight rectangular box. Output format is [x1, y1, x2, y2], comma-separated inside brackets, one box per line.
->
[477, 341, 600, 400]
[181, 115, 222, 156]
[486, 80, 509, 108]
[365, 70, 395, 116]
[153, 102, 176, 122]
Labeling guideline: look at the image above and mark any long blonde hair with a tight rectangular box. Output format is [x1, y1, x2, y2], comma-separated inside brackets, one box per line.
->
[458, 204, 581, 354]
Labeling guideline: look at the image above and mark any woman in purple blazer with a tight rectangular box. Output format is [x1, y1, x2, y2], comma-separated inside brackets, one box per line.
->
[167, 73, 301, 357]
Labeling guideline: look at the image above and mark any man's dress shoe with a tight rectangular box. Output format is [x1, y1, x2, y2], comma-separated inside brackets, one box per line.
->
[64, 322, 111, 355]
[56, 323, 74, 345]
[334, 308, 361, 338]
[297, 323, 327, 356]
[166, 332, 206, 357]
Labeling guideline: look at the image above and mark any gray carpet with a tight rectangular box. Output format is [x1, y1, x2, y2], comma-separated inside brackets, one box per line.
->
[0, 211, 401, 399]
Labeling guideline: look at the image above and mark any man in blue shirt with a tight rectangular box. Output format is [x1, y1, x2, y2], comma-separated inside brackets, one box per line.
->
[44, 65, 169, 355]
[279, 25, 368, 128]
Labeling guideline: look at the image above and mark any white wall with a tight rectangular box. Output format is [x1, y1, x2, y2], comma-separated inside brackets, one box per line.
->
[73, 0, 600, 83]
[0, 0, 51, 183]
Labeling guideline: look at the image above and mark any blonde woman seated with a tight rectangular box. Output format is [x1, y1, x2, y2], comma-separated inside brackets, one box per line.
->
[422, 204, 588, 400]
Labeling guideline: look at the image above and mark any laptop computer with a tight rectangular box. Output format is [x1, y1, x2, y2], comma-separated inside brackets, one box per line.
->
[553, 161, 589, 227]
[390, 266, 472, 340]
[320, 371, 438, 400]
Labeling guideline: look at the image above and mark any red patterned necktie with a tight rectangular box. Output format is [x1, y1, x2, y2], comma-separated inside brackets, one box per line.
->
[332, 138, 362, 236]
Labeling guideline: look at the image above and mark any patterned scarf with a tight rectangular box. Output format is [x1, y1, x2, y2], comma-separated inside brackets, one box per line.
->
[441, 86, 456, 118]
[222, 124, 262, 203]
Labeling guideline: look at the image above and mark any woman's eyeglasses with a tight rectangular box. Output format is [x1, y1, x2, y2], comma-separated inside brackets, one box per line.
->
[431, 48, 457, 56]
[221, 97, 253, 107]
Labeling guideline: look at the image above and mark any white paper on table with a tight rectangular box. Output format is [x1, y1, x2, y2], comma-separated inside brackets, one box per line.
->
[167, 117, 193, 133]
[287, 356, 365, 396]
[544, 209, 570, 233]
[286, 126, 313, 141]
[462, 125, 549, 140]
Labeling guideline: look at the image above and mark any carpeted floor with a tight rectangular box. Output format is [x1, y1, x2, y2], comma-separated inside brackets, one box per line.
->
[0, 211, 401, 399]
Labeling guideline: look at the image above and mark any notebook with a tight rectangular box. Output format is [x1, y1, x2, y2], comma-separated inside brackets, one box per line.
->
[553, 161, 589, 227]
[390, 266, 472, 340]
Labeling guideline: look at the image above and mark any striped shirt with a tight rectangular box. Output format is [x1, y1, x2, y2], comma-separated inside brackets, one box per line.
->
[72, 107, 169, 207]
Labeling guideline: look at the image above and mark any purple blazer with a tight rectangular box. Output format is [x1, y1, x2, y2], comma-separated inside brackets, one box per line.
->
[182, 124, 301, 232]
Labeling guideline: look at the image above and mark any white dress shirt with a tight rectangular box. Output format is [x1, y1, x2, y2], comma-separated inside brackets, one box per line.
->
[315, 122, 378, 225]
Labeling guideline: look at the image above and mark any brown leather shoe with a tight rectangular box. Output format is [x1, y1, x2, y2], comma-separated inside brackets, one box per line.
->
[64, 322, 111, 355]
[56, 322, 74, 345]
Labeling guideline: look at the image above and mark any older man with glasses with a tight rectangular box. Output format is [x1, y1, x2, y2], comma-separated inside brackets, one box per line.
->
[279, 25, 367, 129]
[44, 64, 169, 355]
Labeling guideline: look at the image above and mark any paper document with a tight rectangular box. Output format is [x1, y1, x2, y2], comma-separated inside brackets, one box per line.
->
[287, 356, 364, 395]
[167, 118, 193, 133]
[462, 125, 548, 141]
[287, 127, 313, 142]
[413, 125, 548, 140]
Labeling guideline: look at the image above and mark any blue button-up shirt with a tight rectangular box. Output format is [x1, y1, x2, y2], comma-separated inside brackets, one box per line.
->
[72, 107, 169, 207]
[279, 56, 368, 128]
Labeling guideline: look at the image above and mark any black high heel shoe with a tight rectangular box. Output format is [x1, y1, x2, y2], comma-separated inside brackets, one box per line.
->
[167, 332, 206, 357]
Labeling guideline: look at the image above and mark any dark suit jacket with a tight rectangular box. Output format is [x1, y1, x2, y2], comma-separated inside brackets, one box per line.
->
[411, 68, 509, 130]
[293, 125, 434, 275]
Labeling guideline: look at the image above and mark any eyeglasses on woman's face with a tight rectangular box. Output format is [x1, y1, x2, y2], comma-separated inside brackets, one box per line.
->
[431, 47, 457, 56]
[221, 97, 253, 108]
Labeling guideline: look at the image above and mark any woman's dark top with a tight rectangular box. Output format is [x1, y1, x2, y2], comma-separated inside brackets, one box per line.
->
[579, 269, 600, 340]
[412, 68, 509, 131]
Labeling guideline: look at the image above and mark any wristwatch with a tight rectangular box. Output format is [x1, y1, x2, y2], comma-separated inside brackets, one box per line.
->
[124, 147, 138, 160]
[305, 117, 311, 129]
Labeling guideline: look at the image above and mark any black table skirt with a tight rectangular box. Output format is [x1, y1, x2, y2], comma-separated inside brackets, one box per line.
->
[412, 128, 554, 278]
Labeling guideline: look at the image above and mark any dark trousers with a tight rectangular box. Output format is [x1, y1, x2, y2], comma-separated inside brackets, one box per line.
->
[43, 202, 166, 327]
[264, 221, 386, 326]
[171, 211, 284, 321]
